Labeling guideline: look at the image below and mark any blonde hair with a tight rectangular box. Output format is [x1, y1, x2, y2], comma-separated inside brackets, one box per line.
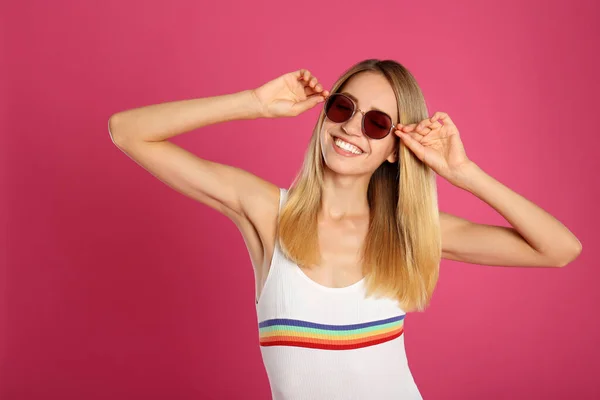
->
[278, 59, 441, 312]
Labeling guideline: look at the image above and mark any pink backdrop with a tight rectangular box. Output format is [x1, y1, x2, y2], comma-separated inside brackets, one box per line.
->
[3, 0, 599, 398]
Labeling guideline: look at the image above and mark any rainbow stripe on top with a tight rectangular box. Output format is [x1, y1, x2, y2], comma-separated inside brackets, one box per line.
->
[258, 314, 404, 350]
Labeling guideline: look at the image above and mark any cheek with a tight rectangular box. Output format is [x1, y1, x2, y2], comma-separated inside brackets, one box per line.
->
[319, 129, 333, 159]
[320, 126, 335, 147]
[319, 128, 328, 147]
[371, 138, 397, 158]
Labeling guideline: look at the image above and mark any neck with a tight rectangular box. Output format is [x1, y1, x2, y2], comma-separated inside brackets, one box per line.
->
[320, 169, 371, 221]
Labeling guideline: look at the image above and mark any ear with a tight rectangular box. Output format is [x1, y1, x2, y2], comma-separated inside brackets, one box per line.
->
[386, 143, 398, 163]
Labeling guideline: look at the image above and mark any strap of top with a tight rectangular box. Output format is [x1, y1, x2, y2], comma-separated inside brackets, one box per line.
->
[274, 188, 288, 250]
[255, 188, 288, 305]
[278, 188, 288, 212]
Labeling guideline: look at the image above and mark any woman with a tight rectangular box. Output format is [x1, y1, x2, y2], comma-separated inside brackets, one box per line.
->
[108, 59, 582, 399]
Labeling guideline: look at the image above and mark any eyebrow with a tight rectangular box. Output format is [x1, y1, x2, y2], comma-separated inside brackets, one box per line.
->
[341, 92, 396, 122]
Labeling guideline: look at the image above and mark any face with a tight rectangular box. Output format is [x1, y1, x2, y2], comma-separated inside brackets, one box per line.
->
[320, 72, 399, 177]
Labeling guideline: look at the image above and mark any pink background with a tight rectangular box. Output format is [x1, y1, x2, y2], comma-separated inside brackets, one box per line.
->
[3, 0, 599, 399]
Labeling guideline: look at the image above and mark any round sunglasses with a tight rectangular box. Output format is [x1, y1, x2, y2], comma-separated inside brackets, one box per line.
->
[324, 93, 397, 140]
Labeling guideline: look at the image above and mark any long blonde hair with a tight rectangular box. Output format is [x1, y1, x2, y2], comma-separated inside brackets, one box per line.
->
[278, 59, 441, 312]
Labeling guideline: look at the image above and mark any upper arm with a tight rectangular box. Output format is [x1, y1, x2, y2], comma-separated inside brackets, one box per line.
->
[109, 128, 279, 228]
[439, 211, 557, 267]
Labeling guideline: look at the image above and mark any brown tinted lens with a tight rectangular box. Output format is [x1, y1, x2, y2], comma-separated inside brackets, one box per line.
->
[364, 111, 392, 139]
[325, 94, 354, 123]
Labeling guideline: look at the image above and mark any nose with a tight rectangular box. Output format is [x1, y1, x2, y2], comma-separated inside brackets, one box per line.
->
[341, 109, 365, 137]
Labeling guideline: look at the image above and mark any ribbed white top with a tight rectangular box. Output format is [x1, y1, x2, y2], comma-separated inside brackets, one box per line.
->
[255, 189, 422, 400]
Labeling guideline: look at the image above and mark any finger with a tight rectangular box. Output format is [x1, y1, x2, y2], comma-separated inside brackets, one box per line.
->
[395, 128, 417, 139]
[304, 84, 326, 97]
[398, 131, 425, 161]
[297, 69, 308, 80]
[430, 112, 455, 127]
[292, 94, 325, 115]
[428, 120, 442, 130]
[406, 130, 425, 143]
[415, 119, 443, 136]
[303, 78, 324, 94]
[413, 123, 428, 134]
[401, 123, 417, 132]
[313, 83, 329, 97]
[414, 124, 432, 136]
[298, 71, 322, 92]
[304, 85, 317, 96]
[416, 118, 437, 132]
[396, 129, 423, 143]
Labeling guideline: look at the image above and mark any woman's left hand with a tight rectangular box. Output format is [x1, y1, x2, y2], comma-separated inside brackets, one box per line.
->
[395, 112, 473, 186]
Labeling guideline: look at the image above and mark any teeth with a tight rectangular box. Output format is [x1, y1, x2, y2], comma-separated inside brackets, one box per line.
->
[334, 138, 363, 155]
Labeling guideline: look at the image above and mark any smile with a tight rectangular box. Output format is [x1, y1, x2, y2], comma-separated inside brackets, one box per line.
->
[333, 137, 364, 155]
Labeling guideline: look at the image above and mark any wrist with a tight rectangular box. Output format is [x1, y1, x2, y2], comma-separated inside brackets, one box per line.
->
[451, 160, 482, 191]
[246, 89, 268, 119]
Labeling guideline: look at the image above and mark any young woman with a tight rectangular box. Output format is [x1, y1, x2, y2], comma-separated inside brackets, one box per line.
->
[108, 59, 582, 399]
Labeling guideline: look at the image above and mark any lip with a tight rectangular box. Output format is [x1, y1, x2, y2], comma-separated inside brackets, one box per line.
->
[331, 135, 366, 154]
[331, 140, 363, 157]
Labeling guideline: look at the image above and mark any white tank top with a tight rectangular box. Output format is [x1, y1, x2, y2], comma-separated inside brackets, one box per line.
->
[255, 188, 423, 400]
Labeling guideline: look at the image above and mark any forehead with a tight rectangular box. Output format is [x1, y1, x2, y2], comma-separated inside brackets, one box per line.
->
[340, 72, 398, 121]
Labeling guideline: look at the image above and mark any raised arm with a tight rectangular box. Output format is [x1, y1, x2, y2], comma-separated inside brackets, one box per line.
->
[107, 70, 329, 265]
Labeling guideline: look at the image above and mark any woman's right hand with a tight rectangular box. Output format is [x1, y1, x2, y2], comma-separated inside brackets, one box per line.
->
[251, 69, 330, 118]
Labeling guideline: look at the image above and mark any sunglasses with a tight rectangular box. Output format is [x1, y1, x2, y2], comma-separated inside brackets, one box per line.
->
[324, 93, 397, 140]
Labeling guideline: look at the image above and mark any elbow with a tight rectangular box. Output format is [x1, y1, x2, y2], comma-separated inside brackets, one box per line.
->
[554, 241, 583, 268]
[108, 113, 125, 147]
